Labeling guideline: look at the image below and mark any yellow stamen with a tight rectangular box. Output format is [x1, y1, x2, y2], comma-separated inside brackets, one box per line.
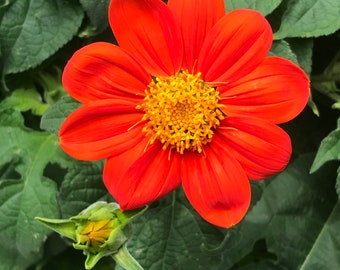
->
[137, 70, 225, 154]
[79, 219, 113, 249]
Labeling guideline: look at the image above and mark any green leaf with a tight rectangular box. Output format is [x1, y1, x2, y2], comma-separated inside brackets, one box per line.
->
[310, 118, 340, 173]
[0, 88, 49, 115]
[299, 202, 340, 270]
[0, 0, 13, 21]
[0, 127, 71, 268]
[0, 243, 33, 270]
[123, 191, 224, 270]
[275, 0, 340, 39]
[36, 68, 67, 105]
[263, 155, 337, 269]
[288, 38, 313, 76]
[270, 38, 314, 76]
[58, 161, 108, 218]
[337, 168, 340, 201]
[41, 95, 81, 135]
[269, 40, 299, 64]
[79, 0, 110, 36]
[224, 0, 282, 16]
[269, 38, 318, 116]
[0, 108, 24, 127]
[287, 38, 317, 115]
[0, 0, 83, 75]
[237, 260, 286, 270]
[217, 153, 337, 269]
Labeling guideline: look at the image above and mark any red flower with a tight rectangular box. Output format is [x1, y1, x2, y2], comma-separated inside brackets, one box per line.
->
[59, 0, 310, 227]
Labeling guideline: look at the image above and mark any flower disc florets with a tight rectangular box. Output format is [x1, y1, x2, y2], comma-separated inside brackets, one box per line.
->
[137, 70, 225, 154]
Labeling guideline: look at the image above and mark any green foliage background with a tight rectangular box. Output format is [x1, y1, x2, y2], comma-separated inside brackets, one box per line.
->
[0, 0, 340, 269]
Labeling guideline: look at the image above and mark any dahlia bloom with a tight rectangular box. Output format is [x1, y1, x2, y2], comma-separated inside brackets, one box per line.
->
[59, 0, 309, 227]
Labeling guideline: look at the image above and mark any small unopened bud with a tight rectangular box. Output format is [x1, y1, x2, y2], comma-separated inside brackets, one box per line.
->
[78, 219, 114, 250]
[36, 202, 147, 270]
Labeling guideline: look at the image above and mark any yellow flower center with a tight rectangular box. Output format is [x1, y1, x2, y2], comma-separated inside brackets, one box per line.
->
[79, 219, 113, 249]
[137, 70, 225, 154]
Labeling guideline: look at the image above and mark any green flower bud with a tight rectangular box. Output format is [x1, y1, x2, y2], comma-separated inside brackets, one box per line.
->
[36, 202, 147, 270]
[77, 219, 115, 250]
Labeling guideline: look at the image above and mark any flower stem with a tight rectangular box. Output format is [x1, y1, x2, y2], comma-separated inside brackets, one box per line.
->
[112, 244, 144, 270]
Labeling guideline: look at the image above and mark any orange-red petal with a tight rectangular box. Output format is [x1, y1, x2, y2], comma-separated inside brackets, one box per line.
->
[216, 116, 292, 180]
[219, 56, 310, 124]
[103, 140, 181, 209]
[168, 0, 225, 72]
[109, 0, 182, 76]
[62, 42, 150, 104]
[59, 99, 145, 161]
[198, 9, 272, 83]
[181, 138, 251, 228]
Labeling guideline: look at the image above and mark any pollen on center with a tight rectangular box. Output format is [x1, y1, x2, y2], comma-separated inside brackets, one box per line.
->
[137, 70, 225, 154]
